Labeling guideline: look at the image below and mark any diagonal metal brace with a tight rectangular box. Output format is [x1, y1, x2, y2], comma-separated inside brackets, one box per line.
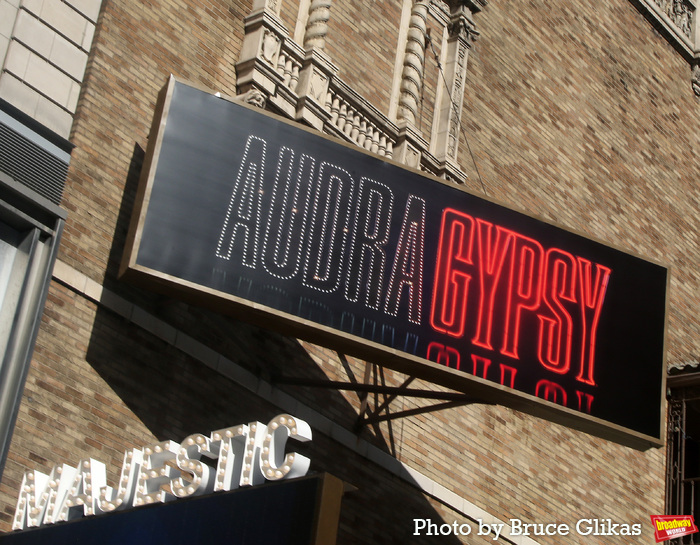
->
[273, 375, 475, 400]
[359, 399, 474, 428]
[272, 374, 487, 431]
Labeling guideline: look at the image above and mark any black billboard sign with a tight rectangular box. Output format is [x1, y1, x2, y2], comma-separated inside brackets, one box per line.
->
[121, 77, 668, 449]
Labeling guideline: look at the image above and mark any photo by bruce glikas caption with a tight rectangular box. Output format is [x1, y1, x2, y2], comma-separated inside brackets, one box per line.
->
[412, 517, 643, 538]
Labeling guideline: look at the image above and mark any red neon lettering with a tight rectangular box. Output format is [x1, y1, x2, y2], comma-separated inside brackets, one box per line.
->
[426, 342, 460, 369]
[430, 209, 475, 337]
[470, 355, 491, 379]
[535, 380, 567, 406]
[501, 234, 544, 359]
[537, 249, 577, 374]
[576, 391, 594, 413]
[576, 258, 611, 386]
[499, 364, 517, 388]
[472, 219, 514, 351]
[428, 208, 612, 397]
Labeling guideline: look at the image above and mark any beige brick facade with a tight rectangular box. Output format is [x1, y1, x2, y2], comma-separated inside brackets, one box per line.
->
[0, 0, 697, 544]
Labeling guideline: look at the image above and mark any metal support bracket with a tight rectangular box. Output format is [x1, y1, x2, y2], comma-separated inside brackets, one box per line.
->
[272, 362, 489, 433]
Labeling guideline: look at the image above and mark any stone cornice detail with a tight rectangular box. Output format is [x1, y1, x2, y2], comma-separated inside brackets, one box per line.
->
[235, 0, 466, 180]
[635, 0, 698, 61]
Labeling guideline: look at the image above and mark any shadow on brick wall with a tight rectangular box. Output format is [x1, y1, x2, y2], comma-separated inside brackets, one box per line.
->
[80, 140, 477, 545]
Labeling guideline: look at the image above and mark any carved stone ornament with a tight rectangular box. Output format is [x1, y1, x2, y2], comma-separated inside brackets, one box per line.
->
[692, 64, 700, 97]
[261, 29, 281, 65]
[430, 0, 450, 18]
[304, 0, 332, 50]
[446, 42, 467, 158]
[308, 69, 329, 102]
[448, 13, 479, 44]
[652, 0, 695, 39]
[398, 0, 429, 125]
[238, 89, 267, 108]
[405, 145, 421, 168]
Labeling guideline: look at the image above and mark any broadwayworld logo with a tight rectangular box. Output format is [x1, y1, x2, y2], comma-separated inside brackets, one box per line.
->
[651, 515, 699, 543]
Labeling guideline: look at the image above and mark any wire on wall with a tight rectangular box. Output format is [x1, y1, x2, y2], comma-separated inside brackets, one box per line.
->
[426, 33, 488, 197]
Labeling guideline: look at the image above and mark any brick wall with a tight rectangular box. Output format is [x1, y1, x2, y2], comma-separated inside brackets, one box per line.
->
[0, 0, 697, 543]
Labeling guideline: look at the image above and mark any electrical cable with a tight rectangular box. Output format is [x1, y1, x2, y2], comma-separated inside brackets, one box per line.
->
[426, 32, 488, 196]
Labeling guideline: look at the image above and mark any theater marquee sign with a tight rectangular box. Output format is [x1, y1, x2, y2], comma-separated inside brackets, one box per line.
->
[121, 77, 668, 449]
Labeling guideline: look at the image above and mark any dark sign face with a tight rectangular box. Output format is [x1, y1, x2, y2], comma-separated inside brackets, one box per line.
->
[121, 78, 668, 449]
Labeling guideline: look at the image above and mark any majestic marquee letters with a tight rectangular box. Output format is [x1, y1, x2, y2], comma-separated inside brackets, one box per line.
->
[13, 414, 311, 530]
